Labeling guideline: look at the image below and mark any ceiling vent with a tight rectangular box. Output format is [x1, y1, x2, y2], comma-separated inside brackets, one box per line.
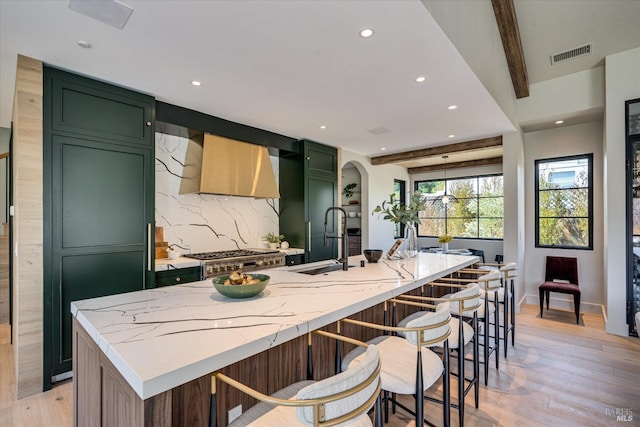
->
[368, 126, 391, 135]
[550, 43, 592, 65]
[68, 0, 134, 29]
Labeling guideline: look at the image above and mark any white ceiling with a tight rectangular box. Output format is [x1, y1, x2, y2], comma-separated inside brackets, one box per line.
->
[1, 0, 638, 163]
[515, 0, 640, 84]
[0, 0, 515, 158]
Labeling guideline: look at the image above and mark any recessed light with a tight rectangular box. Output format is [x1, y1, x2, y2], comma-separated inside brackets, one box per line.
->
[359, 28, 374, 38]
[448, 105, 458, 110]
[77, 40, 92, 49]
[320, 125, 327, 129]
[415, 76, 426, 83]
[191, 80, 202, 86]
[380, 147, 386, 151]
[555, 120, 564, 124]
[448, 134, 455, 138]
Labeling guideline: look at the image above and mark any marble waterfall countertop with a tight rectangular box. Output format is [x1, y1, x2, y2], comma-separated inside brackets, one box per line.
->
[72, 252, 477, 400]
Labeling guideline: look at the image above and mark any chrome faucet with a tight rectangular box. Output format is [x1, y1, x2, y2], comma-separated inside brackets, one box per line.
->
[323, 206, 349, 271]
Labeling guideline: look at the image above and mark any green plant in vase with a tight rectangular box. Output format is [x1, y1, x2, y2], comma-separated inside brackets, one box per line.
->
[372, 191, 427, 257]
[263, 232, 285, 249]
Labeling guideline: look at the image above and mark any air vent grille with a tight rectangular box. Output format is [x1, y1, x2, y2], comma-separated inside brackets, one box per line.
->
[550, 43, 592, 65]
[368, 126, 391, 135]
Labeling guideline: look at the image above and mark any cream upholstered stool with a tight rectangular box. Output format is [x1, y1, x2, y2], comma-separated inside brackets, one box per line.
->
[498, 263, 518, 353]
[341, 302, 452, 427]
[636, 312, 640, 337]
[437, 271, 500, 386]
[396, 283, 481, 427]
[462, 262, 518, 358]
[211, 330, 381, 427]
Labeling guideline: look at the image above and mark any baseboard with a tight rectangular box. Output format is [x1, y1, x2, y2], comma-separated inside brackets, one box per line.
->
[522, 294, 604, 315]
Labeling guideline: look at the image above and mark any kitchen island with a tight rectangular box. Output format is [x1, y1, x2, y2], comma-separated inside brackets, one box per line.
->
[72, 252, 476, 426]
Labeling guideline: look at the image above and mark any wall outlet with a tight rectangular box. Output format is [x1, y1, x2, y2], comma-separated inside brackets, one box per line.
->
[228, 404, 242, 423]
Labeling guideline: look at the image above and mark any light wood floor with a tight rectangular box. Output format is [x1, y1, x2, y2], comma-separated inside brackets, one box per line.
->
[0, 305, 639, 426]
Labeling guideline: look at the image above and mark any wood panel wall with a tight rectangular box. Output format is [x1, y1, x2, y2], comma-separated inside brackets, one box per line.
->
[11, 54, 44, 398]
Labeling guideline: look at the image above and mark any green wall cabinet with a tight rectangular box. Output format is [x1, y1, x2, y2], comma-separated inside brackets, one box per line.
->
[279, 140, 338, 263]
[43, 67, 155, 387]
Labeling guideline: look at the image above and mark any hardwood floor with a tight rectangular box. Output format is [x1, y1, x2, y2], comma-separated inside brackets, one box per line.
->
[389, 305, 640, 427]
[0, 305, 638, 426]
[0, 324, 72, 427]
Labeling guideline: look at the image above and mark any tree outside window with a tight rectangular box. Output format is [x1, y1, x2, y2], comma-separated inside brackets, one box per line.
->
[535, 154, 593, 249]
[416, 174, 503, 239]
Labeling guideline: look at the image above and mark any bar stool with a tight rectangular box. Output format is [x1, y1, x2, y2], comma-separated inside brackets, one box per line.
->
[437, 271, 501, 386]
[340, 302, 452, 427]
[499, 263, 518, 352]
[210, 330, 382, 427]
[465, 262, 518, 357]
[396, 283, 481, 427]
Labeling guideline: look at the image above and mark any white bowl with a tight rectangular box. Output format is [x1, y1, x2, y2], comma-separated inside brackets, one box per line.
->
[348, 211, 357, 217]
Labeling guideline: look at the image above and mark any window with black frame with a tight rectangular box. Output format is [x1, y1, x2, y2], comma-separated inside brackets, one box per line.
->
[535, 154, 593, 249]
[393, 179, 406, 238]
[415, 174, 503, 239]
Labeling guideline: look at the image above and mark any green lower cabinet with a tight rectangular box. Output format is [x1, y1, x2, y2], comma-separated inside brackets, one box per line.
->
[285, 254, 305, 266]
[155, 267, 202, 287]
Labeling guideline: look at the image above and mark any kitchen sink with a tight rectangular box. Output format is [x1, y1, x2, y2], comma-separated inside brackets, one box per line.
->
[297, 264, 357, 275]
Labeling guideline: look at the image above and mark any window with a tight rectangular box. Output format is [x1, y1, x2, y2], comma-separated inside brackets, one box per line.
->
[415, 174, 503, 239]
[393, 179, 406, 238]
[535, 154, 593, 249]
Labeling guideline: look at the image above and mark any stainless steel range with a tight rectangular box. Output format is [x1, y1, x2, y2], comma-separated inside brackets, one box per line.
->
[184, 249, 285, 278]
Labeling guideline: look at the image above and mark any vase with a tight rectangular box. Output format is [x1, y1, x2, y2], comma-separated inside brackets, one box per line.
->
[403, 221, 418, 258]
[268, 242, 279, 249]
[441, 242, 449, 253]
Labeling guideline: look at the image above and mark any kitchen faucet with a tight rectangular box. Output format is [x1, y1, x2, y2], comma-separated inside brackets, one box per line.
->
[323, 206, 349, 271]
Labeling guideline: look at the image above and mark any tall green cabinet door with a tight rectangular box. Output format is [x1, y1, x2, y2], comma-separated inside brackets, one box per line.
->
[43, 67, 155, 386]
[307, 176, 337, 262]
[279, 140, 338, 263]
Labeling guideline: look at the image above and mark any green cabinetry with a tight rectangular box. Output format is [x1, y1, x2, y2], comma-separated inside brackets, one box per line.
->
[43, 67, 155, 385]
[155, 267, 202, 287]
[279, 140, 338, 263]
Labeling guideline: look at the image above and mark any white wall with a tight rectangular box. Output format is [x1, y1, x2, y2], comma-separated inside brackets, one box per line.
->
[517, 67, 605, 127]
[604, 47, 640, 334]
[502, 131, 526, 308]
[340, 150, 410, 252]
[523, 121, 605, 314]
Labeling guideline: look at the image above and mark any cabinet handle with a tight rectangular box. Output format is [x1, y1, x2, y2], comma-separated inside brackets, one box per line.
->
[175, 277, 181, 282]
[147, 223, 152, 272]
[308, 221, 311, 252]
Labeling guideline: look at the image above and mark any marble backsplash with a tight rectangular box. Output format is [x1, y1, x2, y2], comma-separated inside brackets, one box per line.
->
[155, 132, 279, 254]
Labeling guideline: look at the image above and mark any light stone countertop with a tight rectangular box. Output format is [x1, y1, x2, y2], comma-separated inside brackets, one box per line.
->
[155, 256, 202, 271]
[279, 247, 305, 255]
[72, 252, 477, 400]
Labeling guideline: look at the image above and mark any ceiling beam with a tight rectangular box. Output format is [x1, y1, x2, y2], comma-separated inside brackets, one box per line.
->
[370, 136, 502, 165]
[408, 156, 503, 174]
[491, 0, 529, 99]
